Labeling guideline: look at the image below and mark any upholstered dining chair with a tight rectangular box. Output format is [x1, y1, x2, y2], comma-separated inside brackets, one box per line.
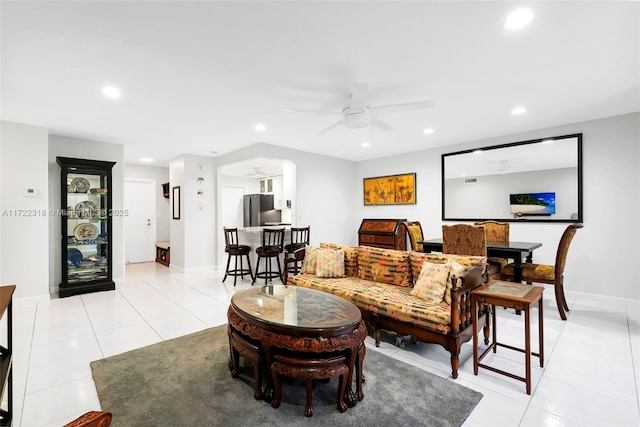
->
[501, 223, 583, 320]
[404, 221, 424, 252]
[442, 224, 487, 256]
[474, 220, 510, 269]
[442, 224, 500, 279]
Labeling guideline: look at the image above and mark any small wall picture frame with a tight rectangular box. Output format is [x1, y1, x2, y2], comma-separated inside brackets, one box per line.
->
[172, 186, 181, 220]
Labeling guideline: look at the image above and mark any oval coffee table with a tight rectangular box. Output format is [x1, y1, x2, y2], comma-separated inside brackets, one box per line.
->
[227, 285, 367, 410]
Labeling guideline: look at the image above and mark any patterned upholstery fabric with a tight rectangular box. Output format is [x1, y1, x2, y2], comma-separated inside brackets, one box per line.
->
[408, 251, 486, 283]
[288, 274, 454, 334]
[410, 262, 451, 303]
[315, 249, 346, 278]
[301, 245, 318, 274]
[474, 221, 510, 270]
[444, 259, 468, 305]
[357, 246, 412, 287]
[406, 224, 424, 252]
[319, 243, 358, 277]
[442, 224, 487, 256]
[501, 263, 555, 281]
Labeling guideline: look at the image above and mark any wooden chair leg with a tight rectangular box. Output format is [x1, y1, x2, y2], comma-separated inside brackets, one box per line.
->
[222, 253, 231, 282]
[304, 378, 314, 417]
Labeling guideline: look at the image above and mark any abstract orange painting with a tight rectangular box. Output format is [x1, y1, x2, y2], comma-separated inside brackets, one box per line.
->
[363, 173, 416, 206]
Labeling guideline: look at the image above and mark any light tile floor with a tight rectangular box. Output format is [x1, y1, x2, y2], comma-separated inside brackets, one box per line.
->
[6, 262, 640, 426]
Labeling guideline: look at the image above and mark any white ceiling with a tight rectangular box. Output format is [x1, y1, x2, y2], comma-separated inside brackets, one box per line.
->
[1, 1, 638, 167]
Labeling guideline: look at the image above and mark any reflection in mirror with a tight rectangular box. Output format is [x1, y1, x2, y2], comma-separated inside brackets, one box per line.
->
[442, 134, 582, 222]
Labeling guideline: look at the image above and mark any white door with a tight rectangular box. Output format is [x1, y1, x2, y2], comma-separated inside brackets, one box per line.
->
[125, 179, 157, 263]
[219, 186, 245, 265]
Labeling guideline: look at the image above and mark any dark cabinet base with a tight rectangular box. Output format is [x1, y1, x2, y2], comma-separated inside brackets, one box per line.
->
[59, 280, 115, 298]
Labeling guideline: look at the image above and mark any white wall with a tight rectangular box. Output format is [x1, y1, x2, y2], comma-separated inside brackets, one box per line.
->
[49, 134, 126, 292]
[125, 164, 170, 241]
[356, 112, 640, 300]
[169, 154, 216, 270]
[0, 122, 49, 298]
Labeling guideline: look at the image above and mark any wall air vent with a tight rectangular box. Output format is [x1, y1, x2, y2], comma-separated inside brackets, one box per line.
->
[464, 178, 478, 184]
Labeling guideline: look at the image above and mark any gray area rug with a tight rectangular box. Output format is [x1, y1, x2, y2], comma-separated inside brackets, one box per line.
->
[91, 325, 482, 426]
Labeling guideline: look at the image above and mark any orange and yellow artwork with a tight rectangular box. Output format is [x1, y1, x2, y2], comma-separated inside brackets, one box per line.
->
[363, 173, 416, 206]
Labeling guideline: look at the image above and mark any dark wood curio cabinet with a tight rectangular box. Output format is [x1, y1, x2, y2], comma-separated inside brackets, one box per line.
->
[57, 157, 116, 298]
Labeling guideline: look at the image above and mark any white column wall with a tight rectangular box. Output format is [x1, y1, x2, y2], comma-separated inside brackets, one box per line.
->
[0, 121, 49, 298]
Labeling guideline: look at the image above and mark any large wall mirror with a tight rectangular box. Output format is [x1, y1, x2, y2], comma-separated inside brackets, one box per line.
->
[442, 133, 582, 223]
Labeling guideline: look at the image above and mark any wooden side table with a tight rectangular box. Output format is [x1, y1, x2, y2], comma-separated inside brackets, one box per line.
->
[155, 242, 170, 267]
[472, 280, 544, 394]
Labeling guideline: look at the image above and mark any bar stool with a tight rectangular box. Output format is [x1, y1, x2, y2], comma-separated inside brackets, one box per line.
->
[284, 226, 310, 274]
[253, 228, 285, 285]
[222, 227, 253, 286]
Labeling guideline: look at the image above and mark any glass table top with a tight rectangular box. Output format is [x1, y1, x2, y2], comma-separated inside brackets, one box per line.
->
[231, 285, 361, 329]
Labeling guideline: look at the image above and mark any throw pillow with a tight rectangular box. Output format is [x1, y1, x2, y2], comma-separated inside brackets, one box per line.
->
[316, 249, 346, 278]
[410, 261, 452, 303]
[301, 245, 318, 274]
[444, 259, 467, 304]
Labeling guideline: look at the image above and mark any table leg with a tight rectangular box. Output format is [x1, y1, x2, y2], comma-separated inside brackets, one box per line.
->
[473, 297, 479, 375]
[525, 307, 531, 395]
[356, 343, 366, 401]
[262, 347, 275, 403]
[539, 297, 544, 367]
[492, 304, 497, 353]
[344, 346, 358, 408]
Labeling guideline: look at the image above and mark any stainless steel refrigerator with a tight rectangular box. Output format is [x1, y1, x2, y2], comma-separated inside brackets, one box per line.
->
[243, 194, 280, 226]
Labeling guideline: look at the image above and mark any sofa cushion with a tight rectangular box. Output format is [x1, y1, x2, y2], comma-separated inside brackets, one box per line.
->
[301, 245, 319, 274]
[357, 246, 411, 287]
[288, 274, 454, 334]
[320, 243, 358, 277]
[410, 262, 451, 303]
[316, 248, 346, 278]
[444, 259, 468, 304]
[409, 251, 486, 284]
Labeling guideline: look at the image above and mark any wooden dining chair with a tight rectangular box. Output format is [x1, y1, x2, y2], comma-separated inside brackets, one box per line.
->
[474, 220, 510, 269]
[501, 223, 583, 320]
[403, 221, 424, 252]
[442, 224, 487, 256]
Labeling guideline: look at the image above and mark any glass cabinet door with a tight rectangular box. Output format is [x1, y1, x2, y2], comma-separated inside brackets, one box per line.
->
[57, 157, 116, 297]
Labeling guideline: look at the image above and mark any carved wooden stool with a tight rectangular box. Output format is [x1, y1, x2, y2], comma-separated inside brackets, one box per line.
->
[271, 354, 349, 417]
[228, 328, 263, 400]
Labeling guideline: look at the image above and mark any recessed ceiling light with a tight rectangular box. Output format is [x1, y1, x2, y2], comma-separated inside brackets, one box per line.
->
[139, 157, 154, 163]
[541, 139, 554, 144]
[422, 128, 435, 135]
[255, 124, 266, 132]
[102, 86, 121, 98]
[361, 142, 370, 148]
[504, 8, 534, 30]
[511, 107, 527, 116]
[473, 149, 483, 155]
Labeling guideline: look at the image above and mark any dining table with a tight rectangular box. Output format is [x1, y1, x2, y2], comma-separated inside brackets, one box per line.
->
[419, 238, 543, 283]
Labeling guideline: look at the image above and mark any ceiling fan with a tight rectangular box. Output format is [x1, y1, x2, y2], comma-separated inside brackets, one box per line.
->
[285, 82, 435, 134]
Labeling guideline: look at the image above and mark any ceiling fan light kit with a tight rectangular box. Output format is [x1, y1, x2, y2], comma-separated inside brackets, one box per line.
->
[286, 81, 435, 135]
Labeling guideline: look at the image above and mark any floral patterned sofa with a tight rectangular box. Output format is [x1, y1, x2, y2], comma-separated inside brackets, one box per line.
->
[284, 244, 489, 379]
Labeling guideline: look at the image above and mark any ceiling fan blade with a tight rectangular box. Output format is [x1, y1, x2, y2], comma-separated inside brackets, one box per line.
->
[369, 100, 435, 116]
[318, 120, 343, 135]
[372, 117, 394, 132]
[349, 82, 369, 111]
[284, 108, 340, 115]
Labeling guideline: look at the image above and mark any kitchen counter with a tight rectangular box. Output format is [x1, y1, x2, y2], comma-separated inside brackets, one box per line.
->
[239, 226, 291, 233]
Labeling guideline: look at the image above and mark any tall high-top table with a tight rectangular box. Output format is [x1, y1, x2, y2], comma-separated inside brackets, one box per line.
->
[419, 238, 542, 283]
[228, 285, 367, 409]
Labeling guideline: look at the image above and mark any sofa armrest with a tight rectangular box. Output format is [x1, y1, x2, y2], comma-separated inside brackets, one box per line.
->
[282, 247, 306, 284]
[449, 265, 486, 335]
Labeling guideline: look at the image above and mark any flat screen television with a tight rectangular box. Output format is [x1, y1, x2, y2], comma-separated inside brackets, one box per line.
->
[510, 192, 556, 215]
